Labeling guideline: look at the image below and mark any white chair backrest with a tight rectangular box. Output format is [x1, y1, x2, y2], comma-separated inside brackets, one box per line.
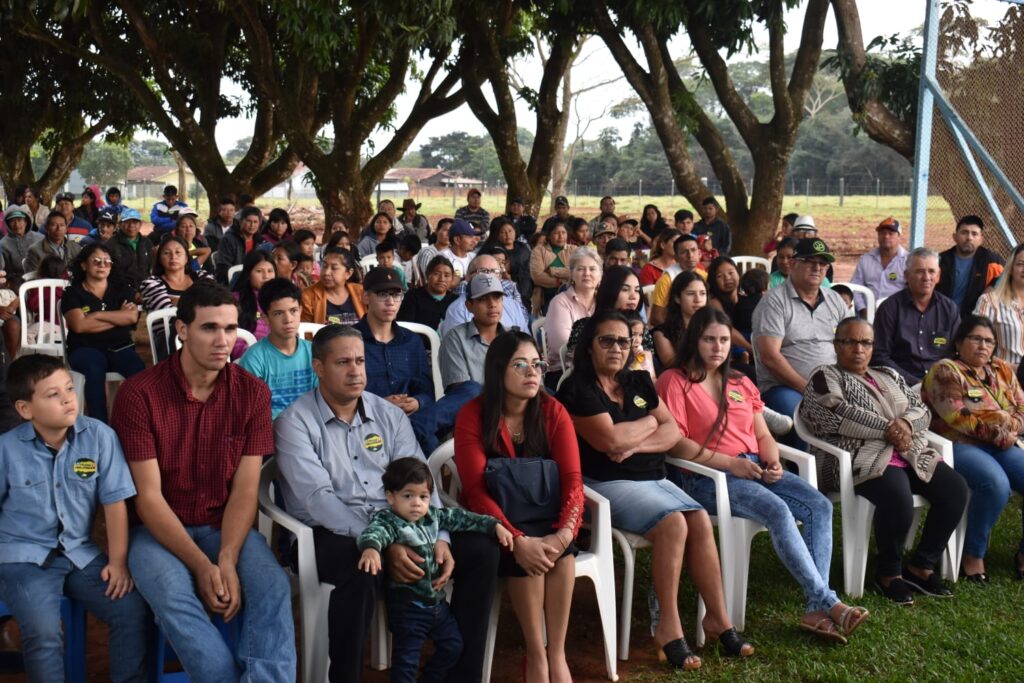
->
[22, 270, 38, 282]
[298, 322, 325, 341]
[360, 254, 379, 270]
[732, 256, 770, 274]
[19, 278, 69, 357]
[641, 284, 655, 308]
[397, 321, 444, 401]
[426, 440, 461, 508]
[227, 264, 243, 285]
[835, 282, 876, 323]
[146, 307, 178, 363]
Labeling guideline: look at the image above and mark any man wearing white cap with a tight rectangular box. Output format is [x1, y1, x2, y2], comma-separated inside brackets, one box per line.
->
[849, 217, 909, 315]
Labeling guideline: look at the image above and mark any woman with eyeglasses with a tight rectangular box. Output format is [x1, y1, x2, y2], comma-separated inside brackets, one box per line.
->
[61, 243, 145, 423]
[922, 314, 1024, 582]
[557, 309, 748, 670]
[455, 330, 584, 683]
[542, 247, 602, 390]
[801, 318, 967, 604]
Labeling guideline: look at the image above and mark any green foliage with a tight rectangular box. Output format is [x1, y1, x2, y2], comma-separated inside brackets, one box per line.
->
[78, 141, 133, 185]
[130, 139, 173, 167]
[224, 137, 254, 165]
[416, 131, 512, 185]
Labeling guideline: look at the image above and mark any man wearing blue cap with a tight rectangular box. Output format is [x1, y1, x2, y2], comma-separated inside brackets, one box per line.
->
[108, 208, 155, 291]
[439, 219, 479, 281]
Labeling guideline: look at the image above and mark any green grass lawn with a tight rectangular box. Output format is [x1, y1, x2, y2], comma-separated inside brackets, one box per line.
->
[613, 501, 1024, 682]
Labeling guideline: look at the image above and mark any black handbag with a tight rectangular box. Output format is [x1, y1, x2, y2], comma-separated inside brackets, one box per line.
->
[483, 456, 561, 527]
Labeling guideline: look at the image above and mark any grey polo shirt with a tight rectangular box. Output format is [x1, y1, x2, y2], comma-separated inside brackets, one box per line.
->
[751, 278, 851, 393]
[439, 321, 504, 389]
[274, 388, 442, 538]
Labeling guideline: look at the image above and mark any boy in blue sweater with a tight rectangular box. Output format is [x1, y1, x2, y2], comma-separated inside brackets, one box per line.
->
[358, 457, 513, 683]
[0, 354, 147, 681]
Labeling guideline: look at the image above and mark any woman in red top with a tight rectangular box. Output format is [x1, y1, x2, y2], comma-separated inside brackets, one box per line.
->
[639, 229, 682, 287]
[455, 330, 584, 683]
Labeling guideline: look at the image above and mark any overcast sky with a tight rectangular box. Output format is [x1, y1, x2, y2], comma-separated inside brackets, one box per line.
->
[172, 0, 1010, 157]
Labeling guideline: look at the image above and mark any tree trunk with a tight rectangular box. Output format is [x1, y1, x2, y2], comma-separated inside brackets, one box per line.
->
[735, 146, 791, 255]
[315, 179, 373, 230]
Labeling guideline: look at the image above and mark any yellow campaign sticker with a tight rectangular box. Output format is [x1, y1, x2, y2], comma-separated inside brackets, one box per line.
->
[728, 390, 745, 402]
[887, 272, 898, 280]
[363, 434, 384, 452]
[967, 388, 984, 399]
[72, 458, 97, 479]
[81, 305, 91, 314]
[933, 336, 947, 347]
[633, 395, 647, 409]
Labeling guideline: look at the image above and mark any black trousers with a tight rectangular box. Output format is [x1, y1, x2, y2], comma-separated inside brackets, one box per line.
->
[854, 461, 968, 578]
[313, 528, 500, 683]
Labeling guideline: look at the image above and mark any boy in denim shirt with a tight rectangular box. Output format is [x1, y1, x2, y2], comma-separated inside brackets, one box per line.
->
[358, 457, 513, 683]
[0, 354, 147, 682]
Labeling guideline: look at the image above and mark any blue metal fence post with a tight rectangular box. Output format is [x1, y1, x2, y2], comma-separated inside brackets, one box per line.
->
[910, 0, 942, 249]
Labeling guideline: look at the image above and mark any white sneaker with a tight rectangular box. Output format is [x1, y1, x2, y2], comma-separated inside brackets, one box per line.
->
[764, 408, 793, 437]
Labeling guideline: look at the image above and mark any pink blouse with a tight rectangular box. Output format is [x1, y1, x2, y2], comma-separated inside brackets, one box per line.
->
[656, 368, 763, 456]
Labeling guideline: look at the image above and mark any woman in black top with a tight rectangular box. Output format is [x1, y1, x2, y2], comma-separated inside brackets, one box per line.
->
[485, 217, 532, 303]
[397, 254, 457, 330]
[61, 243, 145, 423]
[706, 256, 754, 378]
[556, 310, 752, 670]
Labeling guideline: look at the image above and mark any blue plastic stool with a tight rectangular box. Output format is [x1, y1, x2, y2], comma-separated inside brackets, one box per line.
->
[150, 612, 241, 682]
[0, 596, 87, 683]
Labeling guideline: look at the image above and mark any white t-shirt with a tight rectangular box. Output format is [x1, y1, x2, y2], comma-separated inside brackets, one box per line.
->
[439, 249, 476, 281]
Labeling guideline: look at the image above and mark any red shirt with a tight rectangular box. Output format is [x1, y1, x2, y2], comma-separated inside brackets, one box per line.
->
[111, 353, 273, 527]
[454, 394, 584, 538]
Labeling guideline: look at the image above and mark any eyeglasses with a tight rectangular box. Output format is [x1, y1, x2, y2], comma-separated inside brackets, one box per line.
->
[965, 334, 996, 347]
[90, 257, 113, 267]
[373, 291, 404, 301]
[596, 335, 631, 351]
[509, 359, 549, 376]
[835, 339, 873, 348]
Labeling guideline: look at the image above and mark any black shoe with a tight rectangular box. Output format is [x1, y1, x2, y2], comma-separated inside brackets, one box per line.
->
[963, 571, 989, 584]
[875, 577, 914, 605]
[1014, 552, 1024, 581]
[902, 568, 954, 597]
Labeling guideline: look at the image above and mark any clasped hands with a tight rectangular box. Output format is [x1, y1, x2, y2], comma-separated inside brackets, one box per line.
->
[884, 418, 913, 452]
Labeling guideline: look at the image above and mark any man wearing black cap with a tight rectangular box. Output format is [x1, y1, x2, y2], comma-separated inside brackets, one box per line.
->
[85, 207, 119, 245]
[439, 219, 479, 281]
[540, 195, 574, 235]
[753, 237, 851, 446]
[150, 184, 188, 238]
[454, 188, 491, 232]
[499, 197, 537, 241]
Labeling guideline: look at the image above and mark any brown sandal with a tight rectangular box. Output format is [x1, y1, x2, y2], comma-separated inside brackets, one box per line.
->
[834, 605, 869, 637]
[799, 616, 848, 645]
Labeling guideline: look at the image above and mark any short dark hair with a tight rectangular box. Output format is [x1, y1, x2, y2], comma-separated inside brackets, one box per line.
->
[674, 233, 698, 253]
[311, 323, 362, 362]
[258, 277, 302, 312]
[381, 456, 434, 493]
[835, 315, 870, 340]
[674, 209, 693, 223]
[777, 236, 799, 251]
[831, 283, 854, 300]
[177, 281, 237, 325]
[951, 314, 998, 357]
[956, 215, 985, 231]
[374, 241, 395, 256]
[739, 268, 769, 296]
[426, 255, 454, 276]
[293, 229, 315, 244]
[163, 185, 178, 196]
[478, 244, 507, 259]
[239, 193, 255, 205]
[605, 238, 630, 254]
[398, 233, 421, 255]
[8, 354, 69, 404]
[783, 212, 799, 225]
[296, 253, 313, 265]
[218, 196, 236, 208]
[701, 197, 717, 207]
[322, 246, 356, 270]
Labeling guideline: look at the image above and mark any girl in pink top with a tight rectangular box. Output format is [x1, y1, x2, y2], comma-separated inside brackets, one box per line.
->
[657, 307, 869, 645]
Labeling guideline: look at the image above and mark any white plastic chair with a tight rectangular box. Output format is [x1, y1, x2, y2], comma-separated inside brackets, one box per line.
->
[258, 458, 390, 683]
[834, 282, 877, 323]
[227, 264, 243, 285]
[793, 401, 959, 596]
[612, 447, 816, 659]
[396, 321, 444, 401]
[146, 307, 178, 363]
[427, 441, 619, 682]
[18, 278, 69, 357]
[174, 327, 257, 351]
[360, 254, 379, 270]
[22, 270, 38, 282]
[297, 322, 324, 341]
[732, 256, 770, 274]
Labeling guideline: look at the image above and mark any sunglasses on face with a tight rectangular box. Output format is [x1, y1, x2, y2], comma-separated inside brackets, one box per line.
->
[596, 335, 631, 351]
[90, 257, 113, 267]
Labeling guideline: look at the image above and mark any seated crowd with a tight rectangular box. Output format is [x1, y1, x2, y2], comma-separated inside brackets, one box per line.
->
[1, 184, 1023, 683]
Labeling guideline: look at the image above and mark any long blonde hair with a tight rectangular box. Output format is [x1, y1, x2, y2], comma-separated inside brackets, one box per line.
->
[989, 244, 1024, 305]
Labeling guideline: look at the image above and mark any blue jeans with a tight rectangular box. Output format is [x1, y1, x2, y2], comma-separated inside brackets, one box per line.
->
[763, 386, 807, 450]
[0, 554, 148, 683]
[386, 597, 462, 683]
[411, 381, 482, 454]
[67, 345, 145, 423]
[128, 526, 296, 683]
[951, 443, 1024, 558]
[680, 455, 839, 613]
